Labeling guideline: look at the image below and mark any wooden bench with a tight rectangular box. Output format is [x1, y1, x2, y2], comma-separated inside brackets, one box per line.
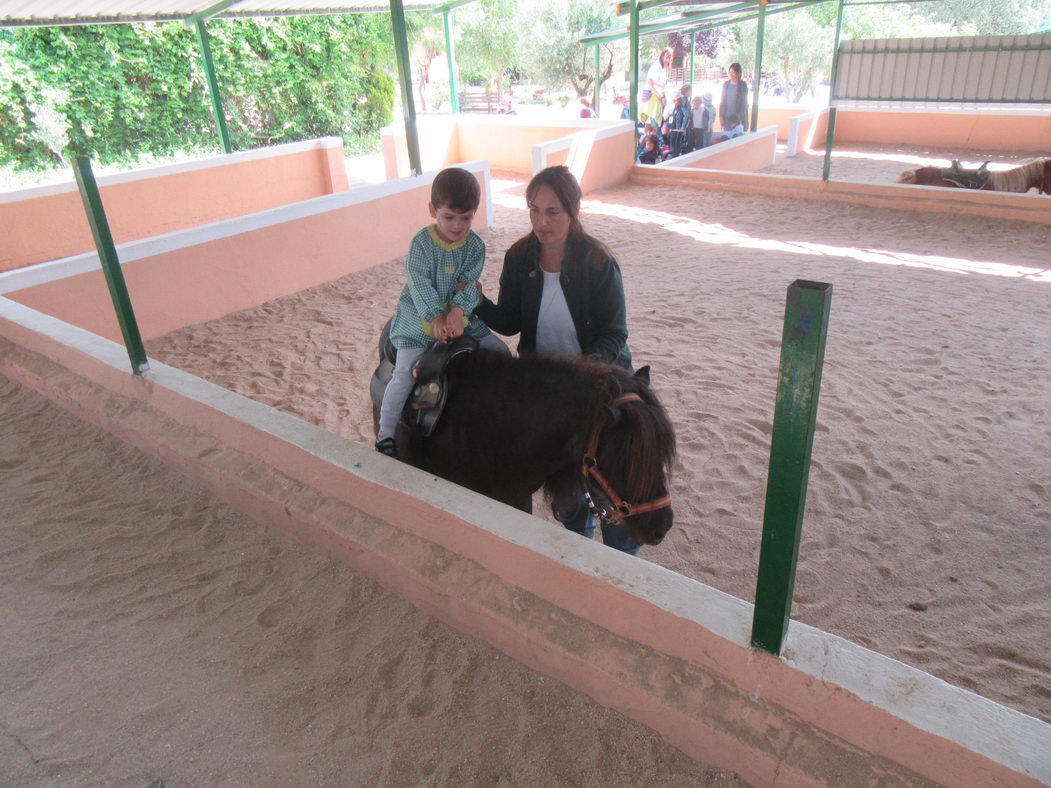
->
[458, 91, 500, 113]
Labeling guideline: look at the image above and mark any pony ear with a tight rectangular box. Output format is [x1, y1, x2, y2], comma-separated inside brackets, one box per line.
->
[979, 161, 990, 172]
[634, 365, 651, 386]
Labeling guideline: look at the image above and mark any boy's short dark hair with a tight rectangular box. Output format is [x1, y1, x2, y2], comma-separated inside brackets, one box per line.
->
[431, 167, 480, 213]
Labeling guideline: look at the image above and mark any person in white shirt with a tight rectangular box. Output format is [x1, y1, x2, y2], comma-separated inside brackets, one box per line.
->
[641, 47, 674, 124]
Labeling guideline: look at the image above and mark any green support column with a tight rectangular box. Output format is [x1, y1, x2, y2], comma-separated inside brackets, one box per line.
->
[390, 0, 422, 175]
[821, 0, 847, 182]
[194, 19, 232, 154]
[73, 157, 149, 376]
[750, 280, 832, 655]
[629, 0, 639, 125]
[751, 0, 767, 132]
[443, 9, 460, 113]
[593, 45, 601, 118]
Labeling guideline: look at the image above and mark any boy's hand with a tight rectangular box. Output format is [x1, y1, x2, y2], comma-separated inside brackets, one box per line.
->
[445, 306, 465, 339]
[431, 314, 449, 343]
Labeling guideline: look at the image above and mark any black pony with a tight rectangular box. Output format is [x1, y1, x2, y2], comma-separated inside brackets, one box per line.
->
[377, 347, 677, 548]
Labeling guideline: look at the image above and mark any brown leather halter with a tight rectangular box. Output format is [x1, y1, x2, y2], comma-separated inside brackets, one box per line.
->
[581, 392, 672, 524]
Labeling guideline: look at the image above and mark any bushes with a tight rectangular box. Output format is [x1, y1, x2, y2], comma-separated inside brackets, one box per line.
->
[0, 16, 396, 172]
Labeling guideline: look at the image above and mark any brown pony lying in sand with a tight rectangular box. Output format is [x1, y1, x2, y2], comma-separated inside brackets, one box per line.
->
[898, 157, 1050, 194]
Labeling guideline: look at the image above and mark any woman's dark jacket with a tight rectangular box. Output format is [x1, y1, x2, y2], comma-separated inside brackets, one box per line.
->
[475, 232, 633, 371]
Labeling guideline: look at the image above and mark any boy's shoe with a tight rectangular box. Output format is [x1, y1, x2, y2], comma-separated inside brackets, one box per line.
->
[375, 437, 398, 459]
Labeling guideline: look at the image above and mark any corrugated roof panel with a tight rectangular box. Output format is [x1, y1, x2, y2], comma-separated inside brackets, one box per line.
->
[0, 0, 439, 27]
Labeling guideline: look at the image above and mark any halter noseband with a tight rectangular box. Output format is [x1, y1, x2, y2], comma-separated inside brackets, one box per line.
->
[581, 392, 672, 525]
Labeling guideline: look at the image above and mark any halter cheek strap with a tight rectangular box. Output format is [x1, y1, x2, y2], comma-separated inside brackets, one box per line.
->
[581, 393, 672, 524]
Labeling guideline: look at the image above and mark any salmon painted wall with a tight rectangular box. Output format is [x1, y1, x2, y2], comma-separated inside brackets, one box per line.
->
[382, 121, 460, 180]
[457, 121, 584, 172]
[2, 299, 1048, 788]
[787, 108, 1051, 152]
[3, 165, 492, 342]
[745, 106, 1051, 151]
[382, 116, 636, 194]
[833, 109, 1051, 150]
[664, 126, 778, 173]
[0, 139, 350, 274]
[756, 107, 804, 141]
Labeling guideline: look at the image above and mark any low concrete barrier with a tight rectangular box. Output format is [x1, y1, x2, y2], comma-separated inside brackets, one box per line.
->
[2, 296, 1047, 787]
[631, 166, 1051, 226]
[0, 162, 492, 342]
[0, 138, 350, 273]
[381, 114, 635, 194]
[655, 126, 778, 173]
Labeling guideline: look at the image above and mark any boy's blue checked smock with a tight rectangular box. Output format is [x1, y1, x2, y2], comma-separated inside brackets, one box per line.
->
[389, 225, 492, 350]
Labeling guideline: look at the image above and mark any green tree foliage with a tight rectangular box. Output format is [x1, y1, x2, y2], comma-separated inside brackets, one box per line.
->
[723, 0, 1050, 98]
[918, 0, 1051, 34]
[519, 0, 621, 97]
[455, 0, 521, 92]
[1, 16, 396, 172]
[0, 36, 63, 170]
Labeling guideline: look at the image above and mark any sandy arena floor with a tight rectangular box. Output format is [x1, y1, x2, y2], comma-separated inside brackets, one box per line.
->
[0, 378, 743, 787]
[147, 147, 1051, 726]
[2, 144, 1049, 785]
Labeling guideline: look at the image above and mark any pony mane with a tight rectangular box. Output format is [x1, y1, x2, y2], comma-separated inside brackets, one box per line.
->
[595, 365, 677, 498]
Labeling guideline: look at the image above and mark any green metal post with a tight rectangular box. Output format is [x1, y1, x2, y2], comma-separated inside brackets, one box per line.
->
[390, 0, 422, 175]
[750, 280, 832, 655]
[629, 0, 639, 125]
[72, 157, 149, 376]
[751, 0, 767, 132]
[194, 19, 232, 154]
[821, 0, 847, 182]
[689, 31, 695, 88]
[443, 9, 460, 113]
[593, 45, 601, 118]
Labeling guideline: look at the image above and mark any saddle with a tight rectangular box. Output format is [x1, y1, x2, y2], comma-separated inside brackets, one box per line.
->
[369, 318, 478, 438]
[940, 159, 990, 190]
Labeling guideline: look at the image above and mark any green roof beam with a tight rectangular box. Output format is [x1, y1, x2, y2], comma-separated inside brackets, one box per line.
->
[684, 1, 825, 34]
[431, 0, 475, 13]
[185, 0, 245, 26]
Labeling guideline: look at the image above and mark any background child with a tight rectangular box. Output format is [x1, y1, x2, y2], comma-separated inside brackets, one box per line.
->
[688, 93, 715, 151]
[376, 167, 508, 458]
[638, 134, 660, 164]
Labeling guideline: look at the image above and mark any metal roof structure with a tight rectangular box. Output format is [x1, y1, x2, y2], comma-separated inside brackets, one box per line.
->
[0, 0, 441, 27]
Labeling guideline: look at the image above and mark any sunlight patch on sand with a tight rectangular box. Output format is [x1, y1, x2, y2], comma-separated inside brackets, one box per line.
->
[581, 199, 1048, 281]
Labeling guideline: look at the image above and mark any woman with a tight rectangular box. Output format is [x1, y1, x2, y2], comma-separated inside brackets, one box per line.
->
[719, 62, 749, 133]
[641, 47, 674, 124]
[475, 166, 638, 554]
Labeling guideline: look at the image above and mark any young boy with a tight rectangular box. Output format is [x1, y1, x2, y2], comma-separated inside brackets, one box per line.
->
[638, 134, 661, 164]
[688, 93, 715, 151]
[375, 167, 507, 458]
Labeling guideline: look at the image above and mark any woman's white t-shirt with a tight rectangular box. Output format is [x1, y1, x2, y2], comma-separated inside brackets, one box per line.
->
[536, 269, 582, 359]
[646, 60, 667, 95]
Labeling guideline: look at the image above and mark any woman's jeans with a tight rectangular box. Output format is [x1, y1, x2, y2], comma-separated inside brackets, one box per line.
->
[557, 494, 640, 556]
